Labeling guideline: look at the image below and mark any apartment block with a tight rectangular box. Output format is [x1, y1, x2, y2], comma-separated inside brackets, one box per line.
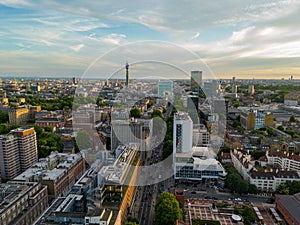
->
[0, 128, 37, 180]
[8, 107, 29, 125]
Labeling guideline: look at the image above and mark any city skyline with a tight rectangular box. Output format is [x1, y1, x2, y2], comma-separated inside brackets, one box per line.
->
[0, 1, 300, 79]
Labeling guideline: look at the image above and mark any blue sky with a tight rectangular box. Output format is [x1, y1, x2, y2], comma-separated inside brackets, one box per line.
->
[0, 0, 300, 79]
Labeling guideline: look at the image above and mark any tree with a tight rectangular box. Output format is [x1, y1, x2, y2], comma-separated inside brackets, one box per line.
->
[162, 140, 173, 159]
[147, 101, 154, 109]
[250, 150, 266, 160]
[154, 192, 183, 225]
[266, 127, 274, 136]
[76, 130, 91, 150]
[290, 115, 297, 122]
[233, 102, 240, 108]
[277, 125, 284, 131]
[152, 110, 163, 118]
[0, 113, 8, 123]
[130, 107, 141, 118]
[241, 206, 256, 225]
[248, 184, 258, 194]
[44, 126, 54, 133]
[33, 125, 43, 138]
[276, 181, 300, 195]
[125, 222, 138, 225]
[126, 216, 139, 225]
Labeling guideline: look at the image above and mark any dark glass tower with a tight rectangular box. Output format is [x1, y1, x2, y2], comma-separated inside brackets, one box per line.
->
[125, 62, 129, 87]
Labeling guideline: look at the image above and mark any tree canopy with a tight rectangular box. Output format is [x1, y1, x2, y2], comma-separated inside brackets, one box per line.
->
[125, 216, 139, 225]
[76, 130, 91, 150]
[33, 125, 62, 158]
[0, 113, 8, 123]
[224, 164, 258, 194]
[130, 107, 141, 118]
[276, 180, 300, 195]
[154, 192, 183, 225]
[152, 109, 163, 118]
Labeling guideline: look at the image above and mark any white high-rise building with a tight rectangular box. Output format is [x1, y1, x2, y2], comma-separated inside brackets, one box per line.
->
[173, 112, 193, 153]
[173, 112, 226, 184]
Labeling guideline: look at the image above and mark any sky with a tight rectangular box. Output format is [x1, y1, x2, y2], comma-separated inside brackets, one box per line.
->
[0, 0, 300, 79]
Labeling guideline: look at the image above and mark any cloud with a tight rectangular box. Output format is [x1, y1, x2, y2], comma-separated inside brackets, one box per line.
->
[0, 0, 31, 7]
[69, 44, 85, 52]
[87, 33, 127, 46]
[1, 0, 300, 78]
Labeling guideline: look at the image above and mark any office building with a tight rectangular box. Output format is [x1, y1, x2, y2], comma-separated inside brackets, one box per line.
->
[158, 80, 173, 100]
[0, 181, 48, 225]
[204, 80, 219, 96]
[111, 119, 143, 151]
[191, 71, 202, 94]
[97, 143, 140, 224]
[248, 84, 255, 95]
[174, 146, 226, 183]
[187, 95, 199, 124]
[125, 62, 129, 87]
[173, 112, 193, 153]
[240, 109, 275, 131]
[193, 124, 210, 147]
[0, 128, 37, 180]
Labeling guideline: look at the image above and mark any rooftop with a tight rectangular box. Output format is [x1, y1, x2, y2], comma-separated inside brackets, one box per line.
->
[0, 182, 39, 214]
[14, 152, 83, 182]
[99, 143, 139, 184]
[277, 193, 300, 224]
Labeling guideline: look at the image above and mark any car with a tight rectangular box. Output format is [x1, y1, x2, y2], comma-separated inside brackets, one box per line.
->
[191, 191, 196, 194]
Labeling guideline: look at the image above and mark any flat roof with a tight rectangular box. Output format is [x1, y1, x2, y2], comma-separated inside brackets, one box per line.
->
[277, 194, 300, 223]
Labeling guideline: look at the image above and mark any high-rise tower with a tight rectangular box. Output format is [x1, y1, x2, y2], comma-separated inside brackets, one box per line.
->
[125, 62, 129, 87]
[191, 71, 203, 94]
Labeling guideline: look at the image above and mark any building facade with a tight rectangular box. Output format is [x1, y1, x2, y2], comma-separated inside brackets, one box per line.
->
[158, 80, 173, 100]
[0, 181, 48, 225]
[173, 112, 193, 153]
[191, 71, 202, 94]
[111, 119, 144, 151]
[14, 152, 85, 202]
[0, 128, 37, 179]
[240, 109, 275, 131]
[8, 107, 29, 124]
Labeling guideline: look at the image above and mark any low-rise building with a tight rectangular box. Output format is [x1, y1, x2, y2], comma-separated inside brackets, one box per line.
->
[14, 152, 85, 202]
[35, 117, 64, 128]
[231, 149, 300, 191]
[276, 193, 300, 225]
[250, 170, 300, 192]
[0, 181, 48, 225]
